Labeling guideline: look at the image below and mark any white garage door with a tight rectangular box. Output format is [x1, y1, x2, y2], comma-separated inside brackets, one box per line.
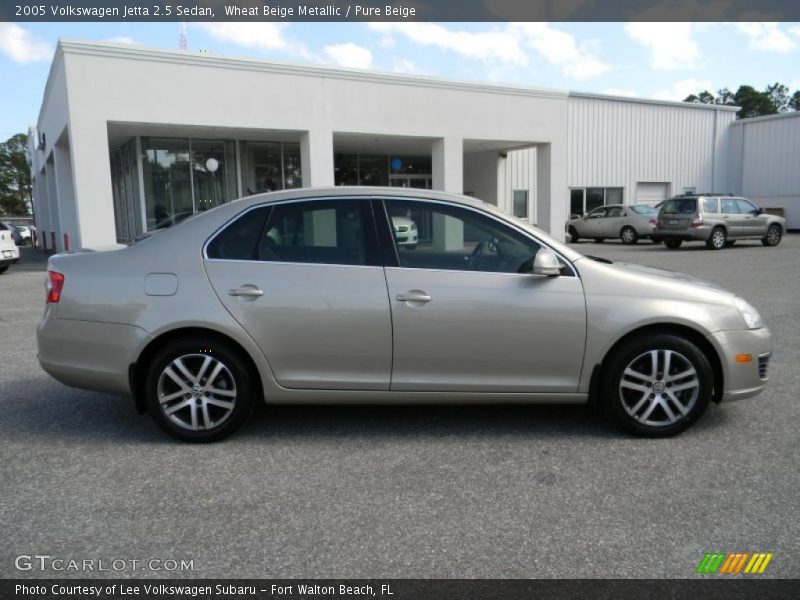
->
[636, 182, 670, 205]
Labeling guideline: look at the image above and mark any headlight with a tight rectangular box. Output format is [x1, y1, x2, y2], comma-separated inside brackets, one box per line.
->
[735, 297, 763, 330]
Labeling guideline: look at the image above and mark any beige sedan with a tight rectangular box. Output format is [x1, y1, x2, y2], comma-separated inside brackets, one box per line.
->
[37, 188, 771, 442]
[567, 204, 659, 244]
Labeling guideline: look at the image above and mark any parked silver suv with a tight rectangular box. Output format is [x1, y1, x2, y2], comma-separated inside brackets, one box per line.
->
[655, 194, 785, 250]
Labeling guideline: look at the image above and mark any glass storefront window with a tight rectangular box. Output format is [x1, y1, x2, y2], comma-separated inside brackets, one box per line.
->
[142, 138, 194, 230]
[241, 141, 303, 193]
[191, 140, 237, 214]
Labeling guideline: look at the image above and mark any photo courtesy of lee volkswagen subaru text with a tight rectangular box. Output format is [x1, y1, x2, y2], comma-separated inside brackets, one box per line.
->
[37, 188, 772, 442]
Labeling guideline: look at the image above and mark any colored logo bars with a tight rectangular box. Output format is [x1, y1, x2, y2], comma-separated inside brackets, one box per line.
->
[697, 552, 774, 574]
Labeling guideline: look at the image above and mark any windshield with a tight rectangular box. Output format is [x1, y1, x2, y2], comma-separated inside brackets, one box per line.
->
[661, 198, 697, 215]
[630, 205, 657, 215]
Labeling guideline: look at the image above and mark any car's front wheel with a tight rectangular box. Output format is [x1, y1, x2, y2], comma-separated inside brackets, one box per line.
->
[762, 224, 782, 247]
[603, 334, 713, 436]
[568, 226, 580, 243]
[144, 336, 256, 442]
[620, 226, 639, 244]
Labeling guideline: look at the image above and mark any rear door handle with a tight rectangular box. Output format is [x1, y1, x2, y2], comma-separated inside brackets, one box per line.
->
[229, 286, 264, 298]
[396, 290, 432, 304]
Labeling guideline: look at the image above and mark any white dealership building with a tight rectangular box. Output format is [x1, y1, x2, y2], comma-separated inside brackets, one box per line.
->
[28, 40, 799, 251]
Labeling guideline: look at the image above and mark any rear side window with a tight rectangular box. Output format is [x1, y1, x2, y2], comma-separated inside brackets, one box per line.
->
[701, 198, 718, 213]
[206, 207, 271, 260]
[720, 198, 740, 214]
[259, 199, 374, 266]
[661, 198, 697, 214]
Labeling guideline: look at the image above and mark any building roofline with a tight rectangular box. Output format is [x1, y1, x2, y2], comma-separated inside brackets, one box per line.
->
[731, 110, 800, 125]
[568, 91, 740, 112]
[55, 38, 569, 100]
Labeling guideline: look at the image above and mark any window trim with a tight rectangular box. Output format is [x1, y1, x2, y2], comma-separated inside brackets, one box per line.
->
[202, 196, 382, 268]
[373, 196, 577, 278]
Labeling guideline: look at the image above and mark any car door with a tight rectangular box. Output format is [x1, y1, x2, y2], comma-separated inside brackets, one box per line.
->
[602, 206, 624, 237]
[379, 198, 587, 393]
[735, 198, 765, 236]
[719, 197, 746, 238]
[581, 207, 606, 237]
[204, 198, 392, 390]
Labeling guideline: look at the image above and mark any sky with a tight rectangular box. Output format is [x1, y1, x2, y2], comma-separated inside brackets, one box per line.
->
[1, 21, 800, 141]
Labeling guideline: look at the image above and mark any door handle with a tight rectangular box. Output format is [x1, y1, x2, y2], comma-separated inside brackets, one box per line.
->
[396, 290, 432, 303]
[229, 286, 264, 298]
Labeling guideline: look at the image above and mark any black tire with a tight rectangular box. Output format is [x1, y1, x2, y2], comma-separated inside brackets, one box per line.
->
[603, 334, 713, 437]
[0, 265, 8, 274]
[706, 227, 727, 250]
[664, 239, 682, 249]
[761, 224, 782, 247]
[594, 238, 604, 243]
[620, 226, 639, 245]
[144, 335, 256, 442]
[568, 226, 580, 243]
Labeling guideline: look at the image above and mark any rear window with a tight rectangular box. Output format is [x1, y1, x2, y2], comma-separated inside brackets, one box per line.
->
[630, 205, 657, 215]
[661, 198, 697, 214]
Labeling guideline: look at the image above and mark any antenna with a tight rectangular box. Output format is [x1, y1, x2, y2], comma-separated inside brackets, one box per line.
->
[179, 22, 187, 50]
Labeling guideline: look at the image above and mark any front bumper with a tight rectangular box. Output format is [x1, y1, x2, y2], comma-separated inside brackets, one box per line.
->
[708, 327, 772, 402]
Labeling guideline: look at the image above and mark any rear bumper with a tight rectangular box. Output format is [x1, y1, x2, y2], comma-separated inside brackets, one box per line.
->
[654, 225, 712, 241]
[708, 327, 772, 402]
[37, 312, 152, 397]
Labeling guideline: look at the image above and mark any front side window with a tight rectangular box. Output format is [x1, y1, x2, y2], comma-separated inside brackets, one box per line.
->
[260, 200, 371, 266]
[384, 200, 541, 274]
[736, 198, 758, 214]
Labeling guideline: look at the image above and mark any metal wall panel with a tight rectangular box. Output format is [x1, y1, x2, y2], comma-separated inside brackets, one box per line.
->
[729, 112, 800, 228]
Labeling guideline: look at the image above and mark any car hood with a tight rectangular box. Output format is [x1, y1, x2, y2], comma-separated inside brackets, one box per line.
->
[605, 260, 729, 293]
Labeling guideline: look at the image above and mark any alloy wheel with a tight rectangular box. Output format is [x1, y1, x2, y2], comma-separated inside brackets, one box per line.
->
[618, 349, 699, 427]
[710, 229, 726, 249]
[157, 354, 237, 431]
[766, 225, 781, 246]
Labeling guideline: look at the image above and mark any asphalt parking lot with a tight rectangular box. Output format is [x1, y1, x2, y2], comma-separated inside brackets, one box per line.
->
[1, 237, 799, 579]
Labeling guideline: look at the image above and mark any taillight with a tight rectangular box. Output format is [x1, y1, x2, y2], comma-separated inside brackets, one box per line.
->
[46, 271, 64, 303]
[649, 218, 657, 225]
[690, 213, 703, 228]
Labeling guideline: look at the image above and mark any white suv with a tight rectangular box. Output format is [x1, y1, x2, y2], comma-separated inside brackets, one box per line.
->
[0, 222, 20, 274]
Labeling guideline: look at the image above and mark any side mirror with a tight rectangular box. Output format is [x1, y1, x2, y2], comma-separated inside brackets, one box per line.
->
[533, 248, 562, 277]
[755, 207, 764, 215]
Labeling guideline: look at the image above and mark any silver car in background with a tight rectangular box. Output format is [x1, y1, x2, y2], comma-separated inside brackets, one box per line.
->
[655, 194, 785, 250]
[37, 188, 772, 442]
[567, 204, 658, 244]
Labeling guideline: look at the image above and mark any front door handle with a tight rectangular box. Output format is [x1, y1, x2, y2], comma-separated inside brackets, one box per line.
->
[229, 286, 264, 298]
[396, 290, 432, 304]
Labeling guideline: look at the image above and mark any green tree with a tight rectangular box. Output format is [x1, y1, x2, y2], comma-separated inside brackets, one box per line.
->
[683, 83, 800, 118]
[0, 133, 31, 216]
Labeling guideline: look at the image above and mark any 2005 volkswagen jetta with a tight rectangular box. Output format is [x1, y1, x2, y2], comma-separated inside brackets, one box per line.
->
[37, 188, 771, 442]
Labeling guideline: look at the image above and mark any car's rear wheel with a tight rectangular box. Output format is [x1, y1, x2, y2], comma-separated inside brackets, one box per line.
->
[664, 239, 682, 249]
[762, 224, 782, 247]
[568, 226, 580, 243]
[706, 227, 727, 250]
[144, 336, 256, 442]
[620, 226, 639, 244]
[603, 334, 713, 436]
